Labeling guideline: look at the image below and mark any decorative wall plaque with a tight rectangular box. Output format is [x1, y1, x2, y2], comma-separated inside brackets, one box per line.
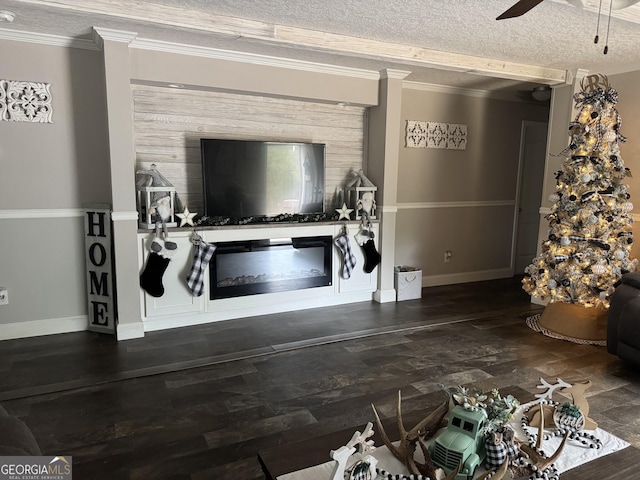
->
[405, 120, 429, 148]
[427, 122, 448, 149]
[0, 80, 53, 123]
[448, 123, 468, 150]
[405, 120, 467, 150]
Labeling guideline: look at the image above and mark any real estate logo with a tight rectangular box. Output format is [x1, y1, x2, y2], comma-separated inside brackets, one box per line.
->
[0, 456, 72, 480]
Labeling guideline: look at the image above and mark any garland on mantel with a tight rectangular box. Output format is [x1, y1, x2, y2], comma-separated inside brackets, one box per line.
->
[193, 212, 339, 227]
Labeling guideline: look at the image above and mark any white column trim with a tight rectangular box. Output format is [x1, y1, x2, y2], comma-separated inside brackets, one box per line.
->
[373, 289, 397, 303]
[117, 321, 146, 340]
[378, 205, 398, 214]
[111, 211, 139, 221]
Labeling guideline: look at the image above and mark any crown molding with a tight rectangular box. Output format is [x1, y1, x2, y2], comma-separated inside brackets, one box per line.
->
[130, 37, 381, 80]
[0, 25, 379, 80]
[0, 27, 99, 50]
[403, 80, 533, 102]
[380, 69, 412, 80]
[92, 27, 137, 49]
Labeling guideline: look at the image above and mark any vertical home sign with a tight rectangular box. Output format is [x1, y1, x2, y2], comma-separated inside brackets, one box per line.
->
[84, 204, 116, 335]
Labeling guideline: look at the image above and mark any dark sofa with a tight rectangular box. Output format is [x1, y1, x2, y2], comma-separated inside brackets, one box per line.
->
[0, 405, 41, 456]
[607, 271, 640, 368]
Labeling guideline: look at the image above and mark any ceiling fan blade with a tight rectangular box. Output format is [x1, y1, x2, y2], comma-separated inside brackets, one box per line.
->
[496, 0, 546, 19]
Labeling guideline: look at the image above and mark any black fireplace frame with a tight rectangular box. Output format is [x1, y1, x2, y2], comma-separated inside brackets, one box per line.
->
[209, 235, 333, 300]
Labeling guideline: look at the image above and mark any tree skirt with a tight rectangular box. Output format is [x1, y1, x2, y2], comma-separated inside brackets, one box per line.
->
[526, 302, 608, 346]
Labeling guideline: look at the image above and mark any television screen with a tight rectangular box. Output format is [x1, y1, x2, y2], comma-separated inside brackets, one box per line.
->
[201, 139, 326, 218]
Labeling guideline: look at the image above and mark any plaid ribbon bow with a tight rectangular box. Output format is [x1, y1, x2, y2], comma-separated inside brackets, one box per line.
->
[555, 253, 582, 264]
[581, 187, 614, 205]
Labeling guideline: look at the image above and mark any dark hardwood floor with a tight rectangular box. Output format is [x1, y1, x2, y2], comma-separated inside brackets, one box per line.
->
[1, 277, 640, 479]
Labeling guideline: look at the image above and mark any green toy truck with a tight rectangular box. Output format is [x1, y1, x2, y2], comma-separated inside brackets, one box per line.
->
[428, 405, 487, 480]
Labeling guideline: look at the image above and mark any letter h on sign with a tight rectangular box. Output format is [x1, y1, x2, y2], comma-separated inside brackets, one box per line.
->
[84, 204, 116, 335]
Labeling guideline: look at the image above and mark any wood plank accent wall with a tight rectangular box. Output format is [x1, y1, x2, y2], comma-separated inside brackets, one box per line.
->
[132, 85, 367, 215]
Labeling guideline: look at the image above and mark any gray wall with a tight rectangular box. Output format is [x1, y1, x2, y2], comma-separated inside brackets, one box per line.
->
[592, 71, 640, 260]
[0, 40, 110, 334]
[395, 86, 550, 283]
[0, 40, 110, 208]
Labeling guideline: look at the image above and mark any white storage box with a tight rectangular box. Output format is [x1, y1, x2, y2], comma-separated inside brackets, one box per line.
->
[394, 266, 422, 301]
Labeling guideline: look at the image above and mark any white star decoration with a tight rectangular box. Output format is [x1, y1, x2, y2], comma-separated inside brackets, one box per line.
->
[176, 207, 197, 227]
[336, 203, 354, 220]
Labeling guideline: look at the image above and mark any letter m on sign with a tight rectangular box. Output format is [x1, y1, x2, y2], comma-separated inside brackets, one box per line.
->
[84, 204, 116, 335]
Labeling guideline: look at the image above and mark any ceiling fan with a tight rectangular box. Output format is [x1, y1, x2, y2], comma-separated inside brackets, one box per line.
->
[496, 0, 640, 20]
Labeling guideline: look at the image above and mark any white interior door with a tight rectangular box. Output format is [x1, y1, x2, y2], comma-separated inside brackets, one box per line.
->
[514, 121, 548, 274]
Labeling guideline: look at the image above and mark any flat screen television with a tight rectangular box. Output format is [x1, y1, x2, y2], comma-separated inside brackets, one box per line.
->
[201, 139, 326, 218]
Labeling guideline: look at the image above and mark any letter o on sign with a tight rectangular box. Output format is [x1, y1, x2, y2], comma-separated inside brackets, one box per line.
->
[89, 242, 107, 267]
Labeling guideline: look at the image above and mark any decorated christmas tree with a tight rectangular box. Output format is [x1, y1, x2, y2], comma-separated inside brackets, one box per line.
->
[523, 74, 636, 314]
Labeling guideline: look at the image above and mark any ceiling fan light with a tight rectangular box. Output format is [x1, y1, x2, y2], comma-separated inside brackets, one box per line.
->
[611, 0, 640, 9]
[532, 85, 552, 101]
[0, 10, 15, 22]
[565, 0, 586, 8]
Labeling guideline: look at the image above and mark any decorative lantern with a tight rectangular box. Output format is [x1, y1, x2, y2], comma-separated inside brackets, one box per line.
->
[345, 169, 377, 220]
[135, 164, 178, 229]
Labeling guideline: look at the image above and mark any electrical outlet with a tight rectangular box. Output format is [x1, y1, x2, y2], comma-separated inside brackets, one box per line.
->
[0, 288, 7, 305]
[444, 251, 452, 263]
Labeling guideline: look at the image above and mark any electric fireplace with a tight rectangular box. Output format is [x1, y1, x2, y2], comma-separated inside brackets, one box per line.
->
[209, 236, 332, 300]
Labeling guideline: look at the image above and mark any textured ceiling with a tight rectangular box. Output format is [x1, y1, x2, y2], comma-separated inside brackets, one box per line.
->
[2, 0, 640, 97]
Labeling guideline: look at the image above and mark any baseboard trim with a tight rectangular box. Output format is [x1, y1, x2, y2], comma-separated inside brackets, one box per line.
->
[0, 316, 88, 341]
[117, 322, 146, 340]
[422, 268, 514, 287]
[373, 288, 397, 303]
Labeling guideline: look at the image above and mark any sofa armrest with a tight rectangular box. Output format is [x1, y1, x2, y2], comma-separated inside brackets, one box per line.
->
[0, 405, 41, 456]
[608, 283, 639, 354]
[621, 271, 640, 289]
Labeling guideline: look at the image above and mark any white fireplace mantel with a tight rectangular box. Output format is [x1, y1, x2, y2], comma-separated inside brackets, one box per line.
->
[137, 222, 379, 333]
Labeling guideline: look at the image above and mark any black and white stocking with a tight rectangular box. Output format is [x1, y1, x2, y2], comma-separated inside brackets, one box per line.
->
[186, 242, 217, 297]
[334, 233, 357, 279]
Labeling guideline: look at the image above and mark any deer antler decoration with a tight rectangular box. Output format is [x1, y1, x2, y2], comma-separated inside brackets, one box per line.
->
[519, 406, 569, 473]
[371, 390, 448, 478]
[519, 432, 569, 472]
[475, 458, 509, 480]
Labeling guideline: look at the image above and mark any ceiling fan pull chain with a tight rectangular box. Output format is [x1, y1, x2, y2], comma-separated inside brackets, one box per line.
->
[604, 0, 614, 54]
[594, 0, 603, 43]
